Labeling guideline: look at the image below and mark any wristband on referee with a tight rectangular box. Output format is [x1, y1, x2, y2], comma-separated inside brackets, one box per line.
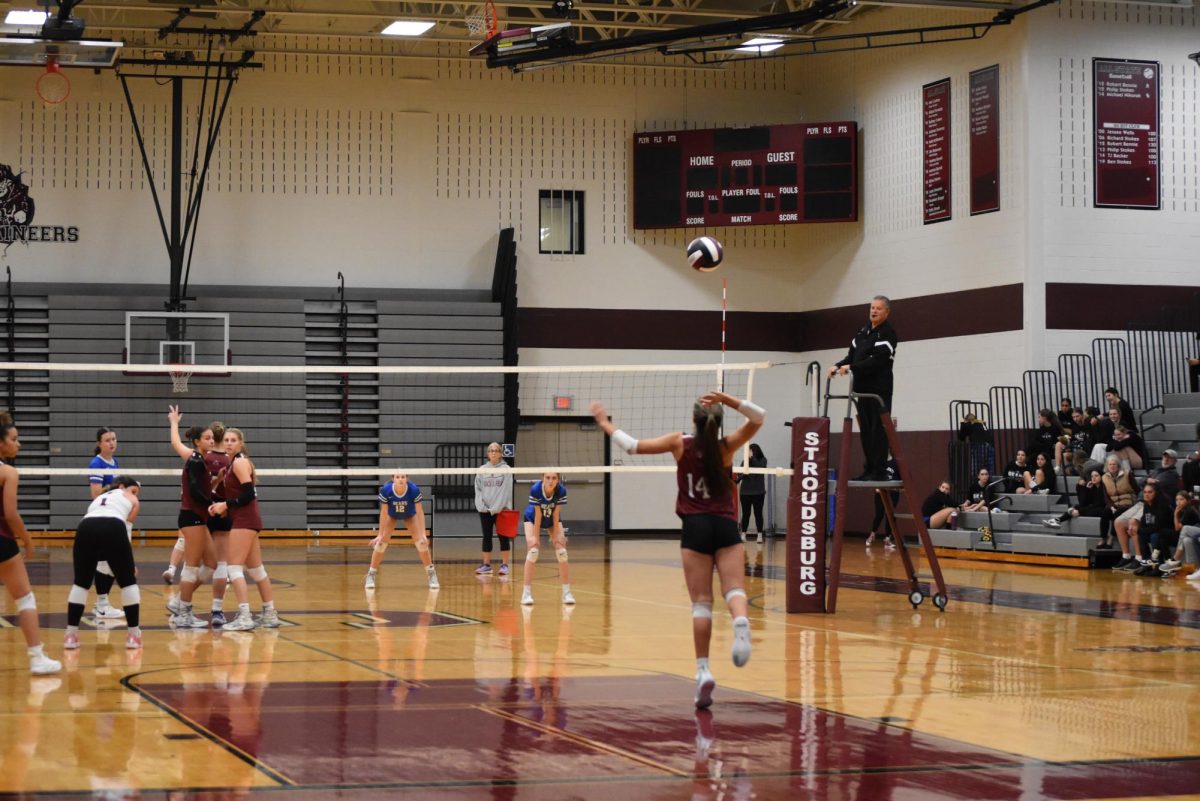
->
[738, 400, 765, 424]
[611, 429, 638, 454]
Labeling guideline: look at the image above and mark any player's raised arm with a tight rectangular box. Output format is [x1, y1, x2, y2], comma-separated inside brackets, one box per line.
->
[590, 401, 684, 458]
[701, 391, 764, 455]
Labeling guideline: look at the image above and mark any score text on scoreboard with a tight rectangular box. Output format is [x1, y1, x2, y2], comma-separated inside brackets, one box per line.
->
[632, 122, 858, 230]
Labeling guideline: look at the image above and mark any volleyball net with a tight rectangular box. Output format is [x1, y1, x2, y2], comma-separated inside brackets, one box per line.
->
[0, 360, 783, 531]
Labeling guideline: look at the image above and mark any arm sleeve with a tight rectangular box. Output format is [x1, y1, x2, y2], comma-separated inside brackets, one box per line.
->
[185, 458, 209, 505]
[226, 480, 256, 508]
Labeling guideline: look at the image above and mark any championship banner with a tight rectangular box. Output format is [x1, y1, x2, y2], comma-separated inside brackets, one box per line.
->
[786, 417, 829, 613]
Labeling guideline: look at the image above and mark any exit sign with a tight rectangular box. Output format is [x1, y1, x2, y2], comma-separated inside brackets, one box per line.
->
[553, 395, 573, 410]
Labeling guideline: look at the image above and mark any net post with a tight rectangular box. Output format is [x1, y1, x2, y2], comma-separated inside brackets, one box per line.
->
[786, 416, 830, 613]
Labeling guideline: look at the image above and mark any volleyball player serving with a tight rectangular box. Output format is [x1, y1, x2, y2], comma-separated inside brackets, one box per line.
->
[520, 472, 571, 606]
[365, 473, 439, 591]
[591, 391, 764, 708]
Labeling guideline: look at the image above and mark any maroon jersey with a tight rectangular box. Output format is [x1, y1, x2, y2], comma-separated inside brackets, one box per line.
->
[205, 451, 231, 500]
[225, 454, 263, 531]
[675, 435, 736, 521]
[0, 463, 12, 539]
[179, 451, 210, 522]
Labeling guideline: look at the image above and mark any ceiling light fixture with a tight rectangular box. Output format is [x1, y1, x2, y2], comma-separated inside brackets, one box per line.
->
[4, 9, 49, 26]
[736, 37, 785, 53]
[382, 20, 435, 36]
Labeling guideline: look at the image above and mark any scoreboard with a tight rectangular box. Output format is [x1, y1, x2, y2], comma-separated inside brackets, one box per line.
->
[632, 122, 858, 230]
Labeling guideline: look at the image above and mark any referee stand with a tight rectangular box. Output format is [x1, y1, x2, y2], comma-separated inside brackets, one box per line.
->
[822, 390, 950, 613]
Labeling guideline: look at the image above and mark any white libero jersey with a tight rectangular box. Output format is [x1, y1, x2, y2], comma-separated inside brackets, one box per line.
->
[85, 489, 135, 522]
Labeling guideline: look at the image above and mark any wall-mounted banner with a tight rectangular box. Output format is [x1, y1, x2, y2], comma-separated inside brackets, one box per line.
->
[969, 65, 1000, 216]
[1093, 58, 1160, 210]
[1, 162, 80, 254]
[786, 417, 829, 614]
[922, 78, 952, 224]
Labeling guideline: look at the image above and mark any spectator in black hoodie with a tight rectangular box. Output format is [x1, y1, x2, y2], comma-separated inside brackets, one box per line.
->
[1027, 409, 1062, 464]
[1043, 468, 1106, 530]
[1104, 387, 1137, 433]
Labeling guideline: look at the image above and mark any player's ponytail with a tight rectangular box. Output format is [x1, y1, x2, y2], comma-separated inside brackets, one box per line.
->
[693, 402, 730, 500]
[0, 411, 14, 439]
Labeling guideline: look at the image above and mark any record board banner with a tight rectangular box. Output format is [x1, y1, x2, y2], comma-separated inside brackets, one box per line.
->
[923, 78, 952, 224]
[1094, 58, 1160, 210]
[786, 417, 829, 614]
[969, 65, 1000, 216]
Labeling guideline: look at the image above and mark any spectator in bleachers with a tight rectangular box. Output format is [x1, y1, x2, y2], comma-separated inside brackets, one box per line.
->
[1123, 484, 1175, 574]
[1003, 449, 1030, 494]
[1156, 491, 1200, 577]
[1023, 452, 1056, 495]
[1107, 425, 1146, 471]
[1043, 468, 1107, 532]
[1145, 449, 1180, 499]
[1104, 387, 1138, 433]
[1027, 409, 1062, 465]
[1057, 398, 1074, 431]
[1188, 354, 1199, 393]
[920, 481, 958, 530]
[960, 468, 997, 512]
[957, 412, 990, 444]
[1084, 406, 1112, 463]
[1103, 456, 1138, 553]
[1183, 449, 1200, 496]
[1056, 408, 1095, 476]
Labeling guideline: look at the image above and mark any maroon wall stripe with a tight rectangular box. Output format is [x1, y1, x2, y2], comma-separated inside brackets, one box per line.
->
[1047, 283, 1200, 331]
[518, 283, 1023, 350]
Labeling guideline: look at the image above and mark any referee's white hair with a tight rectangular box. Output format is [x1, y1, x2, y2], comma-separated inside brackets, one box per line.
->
[873, 295, 891, 309]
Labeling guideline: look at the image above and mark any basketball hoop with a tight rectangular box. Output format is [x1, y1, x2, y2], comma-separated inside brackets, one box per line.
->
[35, 57, 71, 107]
[465, 0, 498, 39]
[168, 364, 193, 394]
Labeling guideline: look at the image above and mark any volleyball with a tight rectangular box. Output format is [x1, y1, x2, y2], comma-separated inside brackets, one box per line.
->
[686, 236, 723, 272]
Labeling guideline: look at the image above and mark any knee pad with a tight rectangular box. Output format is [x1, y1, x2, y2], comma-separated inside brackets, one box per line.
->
[198, 565, 214, 584]
[227, 565, 245, 582]
[173, 536, 186, 552]
[180, 565, 200, 584]
[373, 539, 388, 554]
[692, 601, 713, 619]
[526, 547, 540, 564]
[555, 547, 568, 564]
[724, 588, 747, 604]
[414, 538, 430, 554]
[247, 565, 268, 583]
[213, 561, 229, 581]
[96, 561, 114, 577]
[68, 585, 89, 606]
[15, 592, 36, 612]
[121, 585, 141, 607]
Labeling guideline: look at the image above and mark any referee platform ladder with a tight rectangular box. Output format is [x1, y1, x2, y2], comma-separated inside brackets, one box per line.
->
[825, 391, 949, 613]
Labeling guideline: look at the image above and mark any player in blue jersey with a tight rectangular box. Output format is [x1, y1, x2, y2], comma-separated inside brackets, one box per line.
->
[86, 427, 125, 621]
[365, 473, 439, 591]
[520, 472, 572, 606]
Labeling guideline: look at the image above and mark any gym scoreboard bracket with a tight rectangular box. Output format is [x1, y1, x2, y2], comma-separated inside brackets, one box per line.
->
[632, 122, 858, 230]
[1093, 58, 1160, 210]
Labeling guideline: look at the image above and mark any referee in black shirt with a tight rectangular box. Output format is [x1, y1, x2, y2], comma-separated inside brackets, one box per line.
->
[828, 295, 898, 482]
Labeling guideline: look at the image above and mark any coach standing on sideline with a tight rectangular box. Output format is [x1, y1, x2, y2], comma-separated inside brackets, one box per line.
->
[827, 296, 898, 481]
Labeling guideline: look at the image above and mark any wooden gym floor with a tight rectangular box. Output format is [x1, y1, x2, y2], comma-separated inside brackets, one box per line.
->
[2, 534, 1199, 801]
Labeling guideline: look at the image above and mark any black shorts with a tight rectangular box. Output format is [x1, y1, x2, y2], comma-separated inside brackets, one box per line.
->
[207, 515, 232, 533]
[680, 514, 741, 556]
[0, 535, 19, 563]
[178, 510, 206, 529]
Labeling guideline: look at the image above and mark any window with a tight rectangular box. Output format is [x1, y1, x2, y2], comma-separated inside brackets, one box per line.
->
[538, 190, 584, 255]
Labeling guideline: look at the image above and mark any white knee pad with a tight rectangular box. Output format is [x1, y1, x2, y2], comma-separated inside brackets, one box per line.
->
[373, 539, 388, 554]
[122, 585, 141, 607]
[15, 592, 36, 612]
[555, 547, 568, 564]
[526, 547, 539, 564]
[414, 538, 430, 554]
[227, 564, 245, 582]
[198, 565, 214, 584]
[724, 588, 747, 604]
[213, 561, 229, 581]
[173, 536, 186, 552]
[692, 601, 713, 619]
[180, 564, 200, 584]
[96, 561, 114, 577]
[68, 585, 89, 606]
[246, 565, 268, 582]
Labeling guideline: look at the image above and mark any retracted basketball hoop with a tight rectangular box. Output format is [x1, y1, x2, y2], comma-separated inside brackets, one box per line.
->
[35, 57, 71, 107]
[465, 0, 498, 40]
[168, 364, 193, 393]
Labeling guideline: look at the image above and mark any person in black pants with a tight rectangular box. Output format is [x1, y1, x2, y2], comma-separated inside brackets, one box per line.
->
[737, 443, 767, 542]
[828, 295, 898, 482]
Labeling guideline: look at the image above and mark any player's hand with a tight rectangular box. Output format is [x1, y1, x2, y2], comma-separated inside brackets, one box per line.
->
[700, 391, 735, 408]
[208, 502, 228, 516]
[589, 401, 607, 424]
[827, 365, 838, 378]
[168, 405, 182, 425]
[369, 534, 383, 549]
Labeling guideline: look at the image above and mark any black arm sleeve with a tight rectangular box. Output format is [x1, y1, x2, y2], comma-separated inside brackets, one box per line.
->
[185, 458, 209, 505]
[226, 480, 256, 508]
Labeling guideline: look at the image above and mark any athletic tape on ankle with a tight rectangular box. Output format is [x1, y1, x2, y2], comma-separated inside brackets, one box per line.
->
[724, 588, 747, 603]
[227, 565, 245, 582]
[68, 585, 89, 605]
[246, 565, 267, 582]
[373, 539, 388, 554]
[555, 547, 568, 564]
[181, 565, 200, 583]
[526, 547, 539, 564]
[692, 601, 713, 619]
[122, 585, 141, 607]
[15, 592, 36, 612]
[213, 562, 229, 581]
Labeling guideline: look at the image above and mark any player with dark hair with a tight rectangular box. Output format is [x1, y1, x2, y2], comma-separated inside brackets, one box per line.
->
[591, 390, 764, 708]
[0, 411, 61, 673]
[167, 406, 217, 629]
[520, 472, 570, 606]
[64, 476, 144, 651]
[365, 473, 439, 591]
[86, 426, 125, 621]
[202, 420, 233, 626]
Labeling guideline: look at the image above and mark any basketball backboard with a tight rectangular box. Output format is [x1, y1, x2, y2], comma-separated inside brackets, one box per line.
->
[0, 37, 122, 67]
[124, 311, 231, 369]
